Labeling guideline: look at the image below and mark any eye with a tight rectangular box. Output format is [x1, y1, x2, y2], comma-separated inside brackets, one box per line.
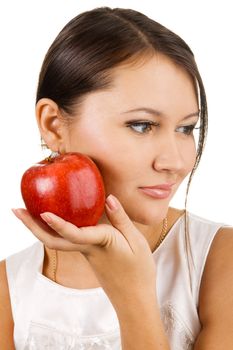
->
[126, 121, 159, 134]
[176, 124, 200, 136]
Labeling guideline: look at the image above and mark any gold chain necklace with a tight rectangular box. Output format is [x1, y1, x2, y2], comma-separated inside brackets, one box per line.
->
[50, 217, 168, 282]
[52, 249, 57, 282]
[154, 217, 168, 251]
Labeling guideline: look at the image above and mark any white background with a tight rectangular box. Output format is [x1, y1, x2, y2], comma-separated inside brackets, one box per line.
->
[0, 0, 232, 260]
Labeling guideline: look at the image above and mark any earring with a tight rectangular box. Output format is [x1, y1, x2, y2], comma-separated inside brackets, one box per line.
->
[45, 151, 60, 162]
[50, 151, 60, 158]
[40, 137, 48, 150]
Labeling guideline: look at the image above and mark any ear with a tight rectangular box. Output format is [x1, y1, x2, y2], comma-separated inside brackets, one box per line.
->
[36, 98, 67, 153]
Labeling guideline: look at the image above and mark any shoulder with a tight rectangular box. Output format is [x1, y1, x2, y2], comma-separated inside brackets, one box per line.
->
[199, 225, 233, 303]
[0, 259, 13, 314]
[0, 259, 9, 293]
[200, 225, 233, 291]
[0, 260, 15, 348]
[196, 226, 233, 347]
[0, 259, 12, 306]
[200, 225, 233, 282]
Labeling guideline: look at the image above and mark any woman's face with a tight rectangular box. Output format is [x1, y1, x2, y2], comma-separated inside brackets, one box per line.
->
[62, 54, 199, 225]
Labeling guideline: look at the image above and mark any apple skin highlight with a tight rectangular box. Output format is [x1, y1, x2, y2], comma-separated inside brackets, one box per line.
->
[21, 152, 106, 227]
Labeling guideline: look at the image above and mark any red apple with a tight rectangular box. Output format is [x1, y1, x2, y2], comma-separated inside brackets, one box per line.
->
[21, 152, 106, 227]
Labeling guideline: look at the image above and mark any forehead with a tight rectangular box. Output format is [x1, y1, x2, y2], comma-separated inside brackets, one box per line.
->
[76, 54, 198, 120]
[109, 54, 198, 106]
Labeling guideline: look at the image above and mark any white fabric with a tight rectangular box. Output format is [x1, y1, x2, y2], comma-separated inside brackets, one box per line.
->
[6, 212, 224, 349]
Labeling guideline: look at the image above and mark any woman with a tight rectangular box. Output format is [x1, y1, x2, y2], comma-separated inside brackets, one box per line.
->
[0, 7, 232, 349]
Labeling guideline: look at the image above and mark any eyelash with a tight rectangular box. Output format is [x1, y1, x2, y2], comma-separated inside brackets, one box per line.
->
[126, 120, 199, 136]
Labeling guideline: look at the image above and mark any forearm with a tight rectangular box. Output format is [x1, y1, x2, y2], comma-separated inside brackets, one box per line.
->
[114, 290, 170, 350]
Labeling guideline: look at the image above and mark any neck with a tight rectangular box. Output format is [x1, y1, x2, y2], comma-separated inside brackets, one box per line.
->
[42, 207, 184, 288]
[98, 207, 171, 251]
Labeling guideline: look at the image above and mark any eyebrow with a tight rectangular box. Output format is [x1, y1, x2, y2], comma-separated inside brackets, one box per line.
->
[121, 107, 200, 120]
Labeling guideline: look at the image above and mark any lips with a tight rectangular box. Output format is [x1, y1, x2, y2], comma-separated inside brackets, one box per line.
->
[138, 183, 175, 199]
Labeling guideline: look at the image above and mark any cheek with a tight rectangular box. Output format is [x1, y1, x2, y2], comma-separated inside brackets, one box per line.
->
[68, 127, 133, 191]
[183, 140, 197, 172]
[92, 147, 136, 197]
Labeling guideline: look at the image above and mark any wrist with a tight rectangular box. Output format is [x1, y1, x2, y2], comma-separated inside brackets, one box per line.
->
[114, 291, 169, 350]
[113, 287, 158, 317]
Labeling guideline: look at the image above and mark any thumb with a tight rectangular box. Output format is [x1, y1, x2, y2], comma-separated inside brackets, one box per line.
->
[105, 194, 138, 239]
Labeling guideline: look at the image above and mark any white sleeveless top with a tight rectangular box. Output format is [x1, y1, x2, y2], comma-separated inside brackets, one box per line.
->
[6, 212, 224, 350]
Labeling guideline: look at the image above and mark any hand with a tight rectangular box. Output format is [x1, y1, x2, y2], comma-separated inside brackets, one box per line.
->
[12, 195, 156, 307]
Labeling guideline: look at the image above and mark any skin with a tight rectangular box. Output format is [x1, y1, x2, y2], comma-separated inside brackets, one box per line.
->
[1, 54, 233, 349]
[35, 53, 198, 287]
[39, 53, 198, 237]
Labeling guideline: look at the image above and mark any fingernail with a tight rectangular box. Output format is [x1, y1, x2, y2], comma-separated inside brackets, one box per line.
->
[105, 194, 118, 211]
[40, 213, 53, 225]
[12, 208, 22, 220]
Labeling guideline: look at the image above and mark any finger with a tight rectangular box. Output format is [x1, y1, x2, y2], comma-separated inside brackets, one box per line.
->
[12, 208, 60, 237]
[12, 208, 88, 252]
[105, 194, 140, 243]
[40, 212, 114, 248]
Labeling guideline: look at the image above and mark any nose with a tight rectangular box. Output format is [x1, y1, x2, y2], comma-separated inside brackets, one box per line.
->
[153, 133, 185, 174]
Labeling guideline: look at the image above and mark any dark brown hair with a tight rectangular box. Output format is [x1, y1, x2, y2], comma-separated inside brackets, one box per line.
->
[37, 6, 208, 213]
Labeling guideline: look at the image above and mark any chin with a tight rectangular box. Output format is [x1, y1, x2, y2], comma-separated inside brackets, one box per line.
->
[127, 201, 169, 226]
[134, 215, 166, 226]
